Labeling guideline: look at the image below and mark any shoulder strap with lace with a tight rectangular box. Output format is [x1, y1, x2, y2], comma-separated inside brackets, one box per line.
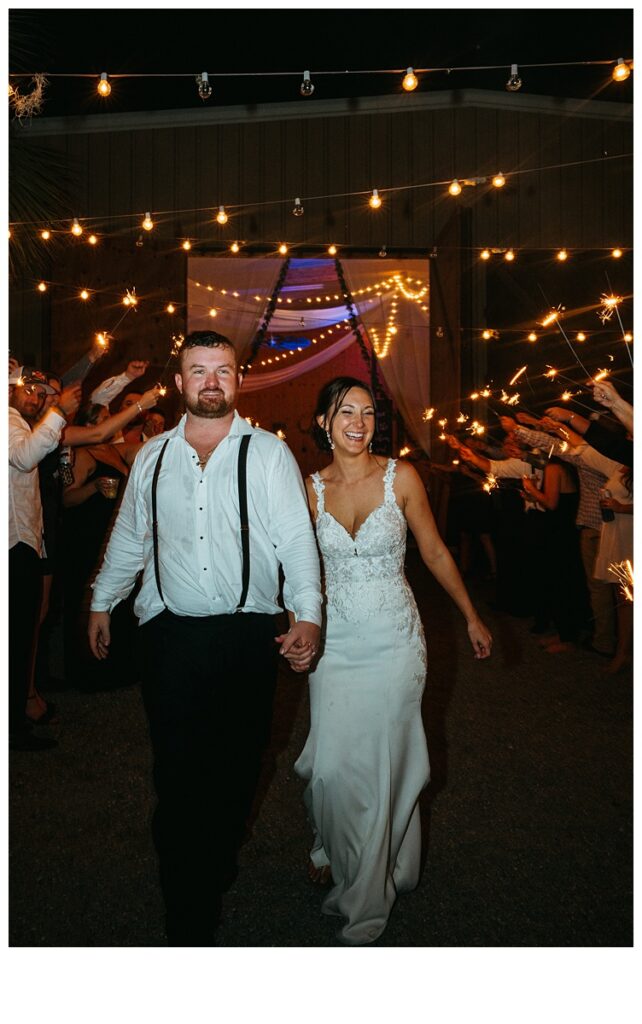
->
[311, 472, 326, 514]
[383, 458, 397, 502]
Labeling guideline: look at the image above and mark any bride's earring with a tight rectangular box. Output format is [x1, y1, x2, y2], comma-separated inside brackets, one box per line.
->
[326, 429, 335, 451]
[368, 441, 373, 453]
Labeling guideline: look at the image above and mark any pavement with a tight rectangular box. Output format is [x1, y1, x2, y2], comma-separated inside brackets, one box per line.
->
[9, 553, 633, 947]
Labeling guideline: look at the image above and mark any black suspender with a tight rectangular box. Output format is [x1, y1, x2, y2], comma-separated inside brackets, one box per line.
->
[151, 433, 252, 612]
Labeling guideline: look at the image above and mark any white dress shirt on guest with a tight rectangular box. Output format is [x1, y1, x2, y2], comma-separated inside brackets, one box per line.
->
[488, 456, 544, 512]
[9, 405, 66, 555]
[91, 411, 322, 627]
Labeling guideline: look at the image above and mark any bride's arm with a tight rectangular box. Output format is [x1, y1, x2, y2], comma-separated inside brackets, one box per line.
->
[396, 462, 492, 659]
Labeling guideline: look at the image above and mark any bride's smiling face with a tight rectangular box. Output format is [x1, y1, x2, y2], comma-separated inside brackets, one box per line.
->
[321, 387, 376, 454]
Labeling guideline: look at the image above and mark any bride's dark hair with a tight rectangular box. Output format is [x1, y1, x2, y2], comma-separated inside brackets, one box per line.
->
[312, 376, 376, 452]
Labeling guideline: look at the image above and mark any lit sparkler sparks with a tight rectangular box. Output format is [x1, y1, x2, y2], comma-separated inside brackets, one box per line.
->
[438, 418, 448, 428]
[422, 407, 435, 421]
[399, 445, 411, 456]
[509, 365, 527, 387]
[470, 391, 480, 400]
[480, 387, 492, 398]
[593, 368, 610, 383]
[483, 473, 498, 494]
[456, 412, 468, 424]
[506, 393, 520, 406]
[541, 309, 560, 328]
[561, 390, 573, 402]
[598, 293, 622, 324]
[122, 288, 138, 307]
[544, 367, 558, 379]
[438, 432, 447, 441]
[608, 560, 633, 602]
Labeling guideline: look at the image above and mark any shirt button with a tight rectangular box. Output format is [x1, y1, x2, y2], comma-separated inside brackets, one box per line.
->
[199, 507, 203, 511]
[200, 536, 203, 540]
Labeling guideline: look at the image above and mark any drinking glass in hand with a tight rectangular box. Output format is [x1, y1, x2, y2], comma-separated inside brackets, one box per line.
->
[598, 487, 615, 523]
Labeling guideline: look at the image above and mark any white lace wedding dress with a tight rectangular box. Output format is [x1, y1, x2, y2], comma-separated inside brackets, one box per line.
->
[294, 458, 430, 944]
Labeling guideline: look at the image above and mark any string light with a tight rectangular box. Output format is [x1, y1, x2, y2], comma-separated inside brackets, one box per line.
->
[506, 64, 522, 91]
[166, 303, 175, 314]
[448, 179, 462, 196]
[79, 289, 90, 301]
[71, 218, 83, 236]
[278, 243, 288, 255]
[369, 189, 382, 209]
[40, 229, 51, 240]
[142, 212, 154, 231]
[528, 332, 538, 342]
[611, 247, 623, 258]
[482, 329, 492, 340]
[229, 241, 240, 253]
[178, 239, 191, 251]
[327, 244, 337, 256]
[624, 332, 633, 342]
[292, 198, 304, 217]
[216, 206, 228, 225]
[504, 248, 515, 261]
[300, 70, 314, 97]
[492, 171, 506, 188]
[88, 233, 98, 245]
[196, 72, 212, 100]
[97, 72, 111, 97]
[612, 58, 631, 82]
[576, 331, 586, 342]
[37, 281, 47, 292]
[209, 308, 217, 317]
[402, 67, 418, 92]
[557, 248, 568, 261]
[122, 288, 137, 307]
[480, 249, 491, 260]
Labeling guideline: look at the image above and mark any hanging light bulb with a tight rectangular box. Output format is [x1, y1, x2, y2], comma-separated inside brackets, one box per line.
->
[197, 72, 212, 100]
[40, 229, 51, 240]
[448, 179, 462, 196]
[379, 246, 387, 258]
[576, 331, 586, 342]
[528, 332, 538, 342]
[482, 329, 492, 340]
[135, 234, 144, 248]
[402, 67, 418, 92]
[327, 244, 337, 256]
[79, 289, 90, 301]
[278, 243, 288, 255]
[480, 249, 491, 260]
[300, 70, 314, 97]
[492, 172, 506, 188]
[208, 307, 217, 317]
[369, 188, 382, 209]
[166, 303, 176, 314]
[612, 59, 631, 83]
[182, 239, 192, 251]
[557, 248, 568, 261]
[97, 72, 111, 97]
[142, 212, 154, 231]
[88, 233, 98, 245]
[292, 198, 304, 217]
[216, 205, 228, 225]
[230, 241, 240, 253]
[624, 332, 633, 342]
[504, 249, 515, 261]
[611, 247, 623, 258]
[37, 281, 47, 292]
[506, 64, 522, 91]
[71, 218, 83, 236]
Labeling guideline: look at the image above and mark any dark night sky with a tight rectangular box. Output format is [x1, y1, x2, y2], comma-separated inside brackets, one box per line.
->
[9, 7, 633, 117]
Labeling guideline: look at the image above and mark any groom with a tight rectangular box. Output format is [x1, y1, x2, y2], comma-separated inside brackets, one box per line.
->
[89, 330, 321, 945]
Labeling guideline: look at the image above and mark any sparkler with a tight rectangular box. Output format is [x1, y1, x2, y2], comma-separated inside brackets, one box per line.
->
[506, 393, 520, 406]
[509, 365, 527, 387]
[438, 418, 448, 428]
[608, 560, 633, 602]
[456, 412, 468, 424]
[480, 388, 492, 398]
[597, 293, 621, 324]
[483, 473, 498, 494]
[399, 445, 411, 456]
[470, 391, 480, 400]
[422, 407, 435, 421]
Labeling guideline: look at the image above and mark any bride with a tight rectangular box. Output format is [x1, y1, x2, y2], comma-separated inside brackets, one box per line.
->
[287, 376, 492, 945]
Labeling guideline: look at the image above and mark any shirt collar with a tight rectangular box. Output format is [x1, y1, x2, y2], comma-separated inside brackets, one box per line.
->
[175, 408, 254, 440]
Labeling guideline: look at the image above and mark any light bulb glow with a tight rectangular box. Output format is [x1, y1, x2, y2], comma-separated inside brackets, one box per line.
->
[624, 332, 633, 342]
[449, 179, 462, 196]
[230, 242, 240, 253]
[79, 289, 89, 301]
[612, 59, 631, 82]
[369, 189, 382, 209]
[182, 239, 191, 251]
[482, 329, 492, 340]
[557, 248, 568, 261]
[40, 229, 51, 240]
[402, 67, 418, 92]
[504, 249, 515, 261]
[278, 243, 288, 255]
[97, 72, 111, 97]
[492, 172, 506, 188]
[300, 70, 314, 97]
[209, 308, 217, 317]
[197, 72, 212, 100]
[142, 212, 154, 231]
[216, 205, 228, 225]
[611, 247, 623, 258]
[480, 249, 491, 260]
[506, 64, 522, 91]
[71, 218, 83, 236]
[528, 332, 538, 342]
[576, 331, 586, 342]
[88, 234, 98, 245]
[37, 281, 47, 292]
[166, 303, 175, 314]
[327, 244, 337, 256]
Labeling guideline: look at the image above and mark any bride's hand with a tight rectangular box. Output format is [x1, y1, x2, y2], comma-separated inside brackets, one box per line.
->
[467, 617, 492, 659]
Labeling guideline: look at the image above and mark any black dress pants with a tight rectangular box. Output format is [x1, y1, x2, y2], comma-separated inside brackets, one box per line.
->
[9, 543, 42, 736]
[139, 609, 279, 945]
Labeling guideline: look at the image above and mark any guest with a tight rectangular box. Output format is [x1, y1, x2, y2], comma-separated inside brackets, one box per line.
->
[292, 377, 491, 945]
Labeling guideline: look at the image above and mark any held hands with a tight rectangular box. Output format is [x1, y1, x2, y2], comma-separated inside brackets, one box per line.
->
[125, 360, 150, 380]
[275, 621, 321, 674]
[467, 617, 492, 659]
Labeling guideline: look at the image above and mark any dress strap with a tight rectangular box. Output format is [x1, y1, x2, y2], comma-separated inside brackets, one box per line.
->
[383, 458, 397, 502]
[310, 472, 326, 513]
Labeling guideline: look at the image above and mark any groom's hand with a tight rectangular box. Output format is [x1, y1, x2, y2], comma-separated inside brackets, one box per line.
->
[275, 621, 321, 673]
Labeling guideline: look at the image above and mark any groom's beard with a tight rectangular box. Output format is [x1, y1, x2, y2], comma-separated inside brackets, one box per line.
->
[185, 388, 233, 419]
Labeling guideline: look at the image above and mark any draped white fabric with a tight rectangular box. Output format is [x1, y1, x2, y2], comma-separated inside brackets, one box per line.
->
[187, 257, 283, 363]
[239, 329, 356, 392]
[342, 260, 431, 454]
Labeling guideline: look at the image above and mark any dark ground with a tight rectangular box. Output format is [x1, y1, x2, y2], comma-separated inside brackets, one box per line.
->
[9, 553, 633, 947]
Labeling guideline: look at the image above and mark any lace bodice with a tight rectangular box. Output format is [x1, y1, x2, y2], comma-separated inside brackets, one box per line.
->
[311, 459, 419, 625]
